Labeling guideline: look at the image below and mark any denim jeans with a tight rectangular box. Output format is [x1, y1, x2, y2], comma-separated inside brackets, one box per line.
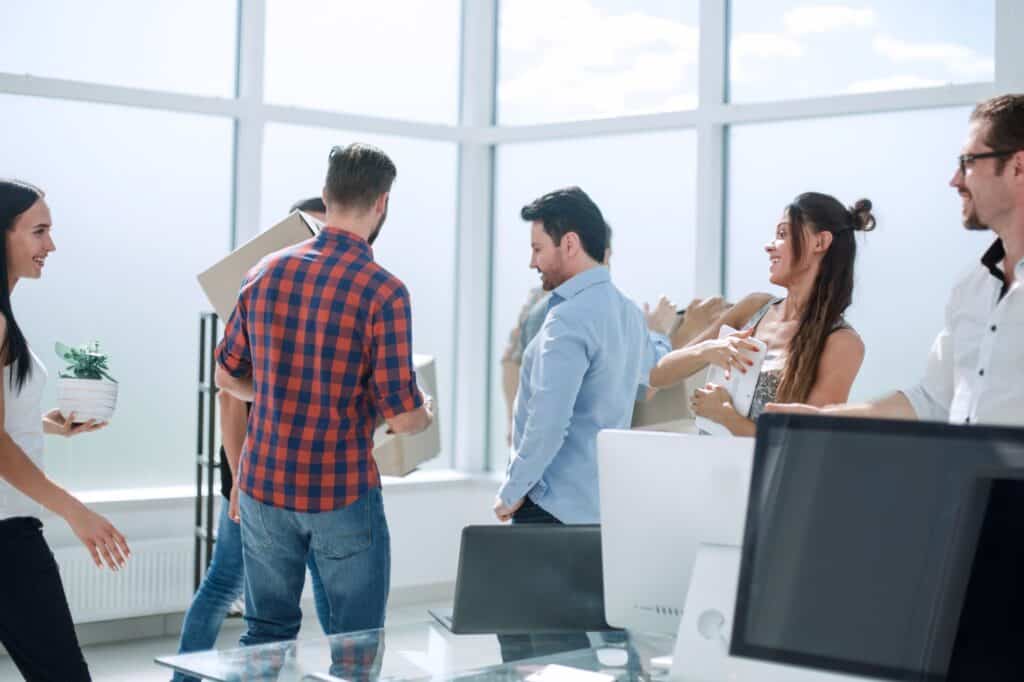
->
[173, 499, 332, 682]
[238, 487, 391, 646]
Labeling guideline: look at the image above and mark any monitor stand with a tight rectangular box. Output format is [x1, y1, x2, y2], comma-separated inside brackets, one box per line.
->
[669, 542, 741, 682]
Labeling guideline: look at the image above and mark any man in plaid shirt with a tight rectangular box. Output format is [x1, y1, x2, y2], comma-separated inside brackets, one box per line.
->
[215, 143, 432, 645]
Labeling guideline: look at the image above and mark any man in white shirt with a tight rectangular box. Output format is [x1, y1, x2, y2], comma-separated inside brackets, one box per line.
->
[768, 93, 1024, 427]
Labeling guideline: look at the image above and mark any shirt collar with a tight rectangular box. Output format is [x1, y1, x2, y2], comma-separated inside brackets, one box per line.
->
[551, 265, 610, 301]
[317, 226, 373, 256]
[980, 239, 1009, 298]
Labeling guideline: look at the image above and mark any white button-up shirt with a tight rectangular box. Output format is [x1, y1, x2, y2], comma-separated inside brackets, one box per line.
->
[903, 239, 1024, 427]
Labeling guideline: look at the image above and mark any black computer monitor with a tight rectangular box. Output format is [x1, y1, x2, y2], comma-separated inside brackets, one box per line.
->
[731, 414, 1024, 682]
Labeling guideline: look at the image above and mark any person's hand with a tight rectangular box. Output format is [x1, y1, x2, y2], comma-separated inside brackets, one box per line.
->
[764, 402, 822, 415]
[643, 295, 677, 336]
[685, 296, 729, 332]
[43, 409, 107, 437]
[64, 502, 130, 571]
[229, 485, 240, 523]
[691, 383, 738, 424]
[494, 496, 524, 522]
[699, 328, 760, 379]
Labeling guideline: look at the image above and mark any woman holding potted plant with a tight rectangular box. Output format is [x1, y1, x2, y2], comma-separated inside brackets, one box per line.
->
[0, 179, 130, 682]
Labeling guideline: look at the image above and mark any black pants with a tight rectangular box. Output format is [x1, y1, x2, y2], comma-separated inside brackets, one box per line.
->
[497, 499, 593, 663]
[0, 517, 90, 681]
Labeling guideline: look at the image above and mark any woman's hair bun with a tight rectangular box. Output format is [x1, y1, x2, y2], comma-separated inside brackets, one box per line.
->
[848, 198, 876, 232]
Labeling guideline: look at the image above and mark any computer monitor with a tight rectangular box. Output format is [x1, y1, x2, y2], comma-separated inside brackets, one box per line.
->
[729, 414, 1024, 682]
[597, 429, 754, 634]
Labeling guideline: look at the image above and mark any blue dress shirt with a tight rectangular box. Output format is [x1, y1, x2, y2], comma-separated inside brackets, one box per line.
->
[498, 266, 671, 524]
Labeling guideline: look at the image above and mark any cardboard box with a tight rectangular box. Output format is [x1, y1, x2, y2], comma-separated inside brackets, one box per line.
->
[373, 354, 441, 476]
[630, 369, 707, 434]
[197, 211, 440, 476]
[197, 211, 320, 323]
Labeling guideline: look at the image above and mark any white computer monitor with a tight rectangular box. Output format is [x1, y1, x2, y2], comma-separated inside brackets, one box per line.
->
[597, 429, 754, 635]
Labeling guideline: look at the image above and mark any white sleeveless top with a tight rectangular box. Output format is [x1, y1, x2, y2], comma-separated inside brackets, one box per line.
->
[0, 348, 47, 519]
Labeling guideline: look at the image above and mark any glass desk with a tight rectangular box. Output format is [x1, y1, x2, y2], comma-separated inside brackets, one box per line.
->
[155, 620, 675, 681]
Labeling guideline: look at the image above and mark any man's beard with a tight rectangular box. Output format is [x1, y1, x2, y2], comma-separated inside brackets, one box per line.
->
[368, 207, 387, 245]
[962, 198, 990, 231]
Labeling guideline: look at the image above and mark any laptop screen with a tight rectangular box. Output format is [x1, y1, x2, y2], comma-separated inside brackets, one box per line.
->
[731, 414, 1024, 682]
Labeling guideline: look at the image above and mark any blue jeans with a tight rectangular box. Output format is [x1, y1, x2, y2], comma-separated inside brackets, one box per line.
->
[173, 499, 332, 682]
[238, 487, 391, 646]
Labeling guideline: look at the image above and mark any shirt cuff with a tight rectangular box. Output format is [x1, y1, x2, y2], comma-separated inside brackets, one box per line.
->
[497, 470, 533, 507]
[900, 385, 947, 422]
[376, 384, 424, 419]
[651, 331, 671, 354]
[216, 345, 251, 378]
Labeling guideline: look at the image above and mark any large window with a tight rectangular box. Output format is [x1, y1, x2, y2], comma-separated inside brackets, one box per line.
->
[0, 0, 237, 97]
[490, 130, 697, 463]
[729, 1, 995, 102]
[261, 124, 458, 467]
[0, 94, 233, 492]
[0, 1, 1015, 485]
[726, 106, 991, 401]
[264, 0, 461, 124]
[498, 0, 700, 124]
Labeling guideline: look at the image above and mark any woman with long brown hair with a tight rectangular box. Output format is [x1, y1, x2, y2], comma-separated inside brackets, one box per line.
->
[649, 192, 876, 436]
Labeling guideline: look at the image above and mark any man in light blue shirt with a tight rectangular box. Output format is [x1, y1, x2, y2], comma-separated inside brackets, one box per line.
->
[494, 187, 673, 525]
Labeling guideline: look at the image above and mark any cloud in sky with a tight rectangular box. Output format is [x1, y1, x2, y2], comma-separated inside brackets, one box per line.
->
[499, 0, 699, 122]
[783, 5, 876, 35]
[732, 32, 805, 59]
[845, 75, 946, 94]
[872, 35, 994, 81]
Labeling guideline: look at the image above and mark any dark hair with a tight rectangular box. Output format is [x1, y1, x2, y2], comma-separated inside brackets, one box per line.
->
[521, 186, 608, 263]
[970, 94, 1024, 174]
[0, 180, 42, 392]
[324, 144, 397, 211]
[777, 192, 876, 403]
[289, 196, 326, 214]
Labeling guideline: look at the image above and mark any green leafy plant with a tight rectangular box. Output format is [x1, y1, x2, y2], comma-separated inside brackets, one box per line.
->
[55, 341, 117, 382]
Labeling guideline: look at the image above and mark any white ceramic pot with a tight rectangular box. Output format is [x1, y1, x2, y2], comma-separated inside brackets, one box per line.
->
[56, 378, 118, 423]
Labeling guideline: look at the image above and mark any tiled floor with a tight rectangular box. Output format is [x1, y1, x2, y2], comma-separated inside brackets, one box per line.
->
[0, 601, 451, 681]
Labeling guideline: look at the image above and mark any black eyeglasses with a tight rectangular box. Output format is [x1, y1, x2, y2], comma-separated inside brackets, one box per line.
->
[958, 149, 1018, 176]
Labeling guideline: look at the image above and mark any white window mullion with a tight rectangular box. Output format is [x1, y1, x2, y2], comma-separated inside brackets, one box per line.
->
[231, 0, 267, 247]
[453, 0, 498, 472]
[695, 0, 729, 297]
[995, 0, 1024, 92]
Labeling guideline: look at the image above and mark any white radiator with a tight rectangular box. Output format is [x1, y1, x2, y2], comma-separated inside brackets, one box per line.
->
[54, 537, 194, 623]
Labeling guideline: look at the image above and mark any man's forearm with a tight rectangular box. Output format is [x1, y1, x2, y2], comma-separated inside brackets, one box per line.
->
[822, 392, 918, 420]
[218, 392, 248, 478]
[215, 365, 254, 402]
[387, 400, 433, 435]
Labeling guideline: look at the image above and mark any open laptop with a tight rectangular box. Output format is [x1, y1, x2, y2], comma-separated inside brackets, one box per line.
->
[429, 524, 614, 634]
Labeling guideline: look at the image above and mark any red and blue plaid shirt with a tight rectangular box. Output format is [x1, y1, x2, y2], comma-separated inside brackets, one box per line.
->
[216, 227, 423, 512]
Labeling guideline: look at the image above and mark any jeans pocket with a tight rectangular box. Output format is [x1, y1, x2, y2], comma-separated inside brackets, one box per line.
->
[310, 491, 375, 561]
[239, 494, 275, 550]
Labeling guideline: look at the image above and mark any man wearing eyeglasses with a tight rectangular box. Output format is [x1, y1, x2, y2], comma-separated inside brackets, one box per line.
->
[768, 93, 1024, 428]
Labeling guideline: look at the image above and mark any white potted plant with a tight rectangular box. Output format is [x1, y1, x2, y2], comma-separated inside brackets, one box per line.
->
[55, 341, 118, 423]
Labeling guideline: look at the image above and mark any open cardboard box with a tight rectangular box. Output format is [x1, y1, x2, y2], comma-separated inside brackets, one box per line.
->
[631, 368, 706, 434]
[197, 211, 321, 323]
[373, 354, 441, 476]
[196, 211, 440, 476]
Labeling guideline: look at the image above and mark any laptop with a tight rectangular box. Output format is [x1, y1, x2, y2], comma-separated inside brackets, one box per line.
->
[429, 524, 614, 634]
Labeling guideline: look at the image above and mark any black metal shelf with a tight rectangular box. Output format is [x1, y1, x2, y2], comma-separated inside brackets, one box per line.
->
[195, 311, 221, 591]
